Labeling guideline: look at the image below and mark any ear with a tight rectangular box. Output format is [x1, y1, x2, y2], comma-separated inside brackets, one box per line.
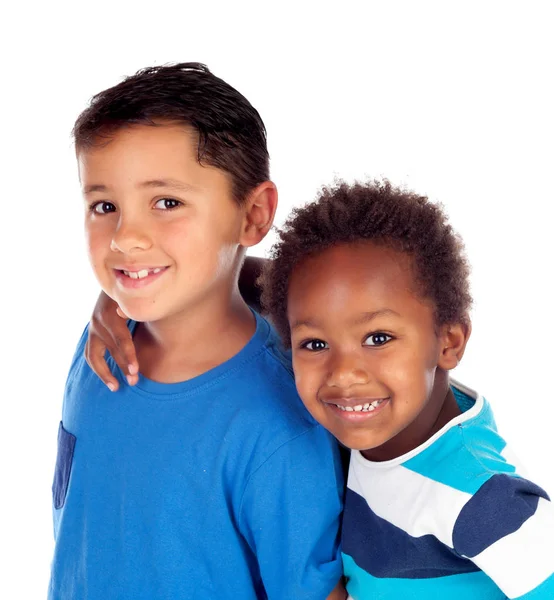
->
[239, 181, 278, 248]
[437, 320, 472, 371]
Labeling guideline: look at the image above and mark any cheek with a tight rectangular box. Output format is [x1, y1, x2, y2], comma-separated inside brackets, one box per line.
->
[159, 223, 187, 252]
[207, 202, 245, 244]
[292, 360, 321, 404]
[378, 352, 416, 383]
[378, 346, 434, 392]
[85, 225, 111, 266]
[164, 214, 235, 258]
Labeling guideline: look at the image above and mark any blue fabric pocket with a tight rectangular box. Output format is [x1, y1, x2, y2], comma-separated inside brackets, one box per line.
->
[52, 422, 76, 510]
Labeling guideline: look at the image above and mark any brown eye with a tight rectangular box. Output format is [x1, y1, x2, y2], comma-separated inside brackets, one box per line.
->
[363, 333, 392, 347]
[92, 201, 116, 214]
[154, 198, 182, 210]
[302, 339, 328, 351]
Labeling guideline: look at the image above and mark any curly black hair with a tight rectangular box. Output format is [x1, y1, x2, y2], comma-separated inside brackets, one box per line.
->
[73, 62, 269, 205]
[260, 180, 472, 345]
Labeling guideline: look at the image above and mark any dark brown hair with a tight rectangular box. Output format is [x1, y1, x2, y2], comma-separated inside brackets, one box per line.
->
[73, 62, 269, 204]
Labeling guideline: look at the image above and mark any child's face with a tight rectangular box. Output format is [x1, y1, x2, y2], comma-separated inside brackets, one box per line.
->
[79, 124, 247, 323]
[287, 241, 455, 458]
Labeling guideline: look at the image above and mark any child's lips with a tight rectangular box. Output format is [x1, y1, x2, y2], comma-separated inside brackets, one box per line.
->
[325, 397, 390, 421]
[113, 266, 169, 289]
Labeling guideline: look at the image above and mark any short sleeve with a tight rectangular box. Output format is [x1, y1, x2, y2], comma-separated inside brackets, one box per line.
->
[452, 474, 554, 598]
[239, 425, 344, 600]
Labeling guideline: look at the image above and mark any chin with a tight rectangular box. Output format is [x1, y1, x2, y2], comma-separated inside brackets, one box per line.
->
[338, 433, 381, 453]
[116, 302, 168, 324]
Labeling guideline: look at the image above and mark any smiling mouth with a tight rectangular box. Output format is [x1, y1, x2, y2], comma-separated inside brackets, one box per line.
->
[331, 399, 387, 413]
[116, 267, 168, 280]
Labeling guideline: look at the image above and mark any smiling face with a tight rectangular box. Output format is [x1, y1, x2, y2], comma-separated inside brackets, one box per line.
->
[79, 123, 249, 323]
[288, 241, 466, 461]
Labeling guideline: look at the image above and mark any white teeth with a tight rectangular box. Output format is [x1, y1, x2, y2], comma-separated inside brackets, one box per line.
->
[334, 399, 387, 413]
[122, 268, 164, 279]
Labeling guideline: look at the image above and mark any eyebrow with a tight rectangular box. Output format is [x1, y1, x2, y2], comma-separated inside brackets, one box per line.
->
[352, 309, 400, 326]
[140, 179, 197, 192]
[83, 179, 197, 195]
[290, 309, 400, 331]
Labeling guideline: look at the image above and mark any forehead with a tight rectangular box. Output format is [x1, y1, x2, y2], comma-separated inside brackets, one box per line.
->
[287, 242, 430, 321]
[76, 124, 229, 192]
[78, 123, 195, 165]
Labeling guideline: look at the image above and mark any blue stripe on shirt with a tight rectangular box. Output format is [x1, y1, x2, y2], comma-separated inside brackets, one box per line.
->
[343, 553, 505, 600]
[402, 401, 517, 495]
[515, 574, 554, 599]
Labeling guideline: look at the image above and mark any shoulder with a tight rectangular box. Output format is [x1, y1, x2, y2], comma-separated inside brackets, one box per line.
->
[401, 392, 519, 496]
[452, 472, 551, 557]
[451, 472, 554, 598]
[65, 323, 100, 393]
[239, 421, 343, 530]
[226, 316, 318, 433]
[61, 323, 118, 430]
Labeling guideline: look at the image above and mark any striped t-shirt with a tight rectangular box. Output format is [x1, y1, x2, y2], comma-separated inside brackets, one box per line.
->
[342, 381, 554, 599]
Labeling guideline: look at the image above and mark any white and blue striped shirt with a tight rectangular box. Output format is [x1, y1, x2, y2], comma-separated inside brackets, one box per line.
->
[342, 381, 554, 599]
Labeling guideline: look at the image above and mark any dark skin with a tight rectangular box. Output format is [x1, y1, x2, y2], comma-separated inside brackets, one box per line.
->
[86, 255, 267, 391]
[287, 242, 470, 462]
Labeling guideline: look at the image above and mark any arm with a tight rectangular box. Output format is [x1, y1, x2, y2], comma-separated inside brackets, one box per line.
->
[238, 255, 267, 313]
[326, 581, 348, 600]
[239, 426, 344, 600]
[453, 474, 554, 598]
[85, 292, 138, 391]
[86, 256, 269, 390]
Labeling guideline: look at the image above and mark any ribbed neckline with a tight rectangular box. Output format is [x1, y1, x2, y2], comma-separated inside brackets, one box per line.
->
[121, 310, 271, 399]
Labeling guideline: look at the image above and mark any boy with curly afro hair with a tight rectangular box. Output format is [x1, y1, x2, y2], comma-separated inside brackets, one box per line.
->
[259, 179, 554, 599]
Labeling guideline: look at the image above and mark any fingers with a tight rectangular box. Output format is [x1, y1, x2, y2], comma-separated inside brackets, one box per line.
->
[111, 332, 139, 386]
[86, 292, 140, 390]
[116, 306, 129, 320]
[86, 324, 139, 389]
[85, 329, 120, 392]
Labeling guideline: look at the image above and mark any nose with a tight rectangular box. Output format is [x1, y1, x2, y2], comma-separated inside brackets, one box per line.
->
[326, 351, 370, 389]
[110, 216, 152, 254]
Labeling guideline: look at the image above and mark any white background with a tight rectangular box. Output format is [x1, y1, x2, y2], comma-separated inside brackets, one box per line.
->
[2, 1, 553, 597]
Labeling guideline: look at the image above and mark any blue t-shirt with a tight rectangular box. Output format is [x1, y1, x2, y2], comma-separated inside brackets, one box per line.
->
[49, 312, 343, 599]
[342, 380, 554, 599]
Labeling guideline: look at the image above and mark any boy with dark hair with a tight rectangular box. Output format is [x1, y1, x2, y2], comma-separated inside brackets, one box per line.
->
[49, 63, 344, 600]
[260, 180, 554, 598]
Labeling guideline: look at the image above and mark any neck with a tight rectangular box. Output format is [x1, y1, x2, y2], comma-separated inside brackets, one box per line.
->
[134, 284, 256, 383]
[361, 370, 460, 462]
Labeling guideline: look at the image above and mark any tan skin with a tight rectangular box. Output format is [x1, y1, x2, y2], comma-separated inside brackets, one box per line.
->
[81, 122, 276, 386]
[288, 241, 470, 461]
[87, 257, 268, 389]
[81, 126, 346, 598]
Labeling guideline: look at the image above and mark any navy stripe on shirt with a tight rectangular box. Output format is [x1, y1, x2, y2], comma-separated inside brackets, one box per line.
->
[452, 473, 549, 558]
[342, 488, 479, 579]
